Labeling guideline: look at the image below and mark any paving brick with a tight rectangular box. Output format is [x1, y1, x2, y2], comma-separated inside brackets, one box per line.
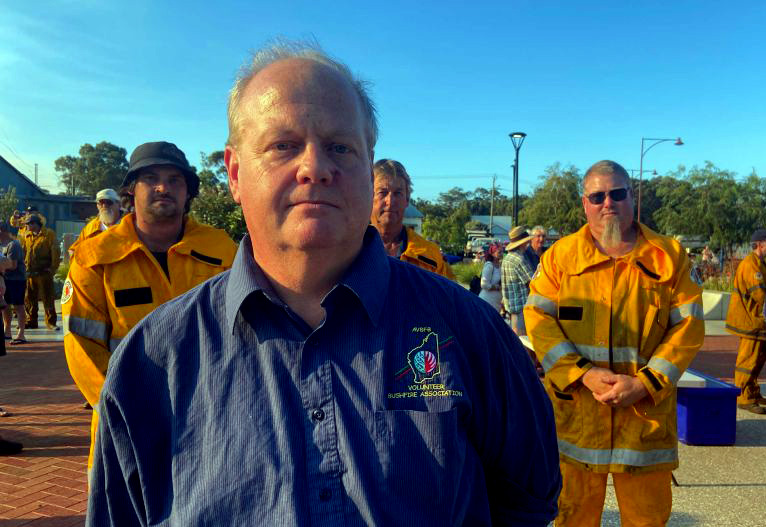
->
[41, 486, 81, 499]
[38, 493, 80, 509]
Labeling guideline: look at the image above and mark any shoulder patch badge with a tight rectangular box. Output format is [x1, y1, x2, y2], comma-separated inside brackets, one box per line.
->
[756, 272, 763, 281]
[61, 279, 73, 304]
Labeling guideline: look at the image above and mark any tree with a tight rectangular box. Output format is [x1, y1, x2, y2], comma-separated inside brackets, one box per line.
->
[54, 142, 128, 196]
[422, 203, 471, 254]
[189, 151, 247, 241]
[0, 186, 18, 225]
[519, 163, 585, 235]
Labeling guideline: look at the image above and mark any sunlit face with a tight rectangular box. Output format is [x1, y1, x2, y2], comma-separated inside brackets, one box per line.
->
[582, 171, 634, 238]
[225, 58, 374, 256]
[531, 232, 545, 252]
[97, 198, 121, 225]
[133, 166, 188, 222]
[371, 175, 408, 232]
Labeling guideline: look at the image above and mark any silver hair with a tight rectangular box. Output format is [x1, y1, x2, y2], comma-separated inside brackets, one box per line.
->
[226, 38, 378, 149]
[583, 160, 631, 193]
[531, 225, 546, 236]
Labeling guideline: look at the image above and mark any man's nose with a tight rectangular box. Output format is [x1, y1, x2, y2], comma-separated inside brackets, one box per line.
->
[296, 144, 335, 184]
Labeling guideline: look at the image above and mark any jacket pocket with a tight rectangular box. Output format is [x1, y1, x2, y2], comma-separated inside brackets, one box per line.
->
[546, 384, 582, 444]
[630, 395, 672, 444]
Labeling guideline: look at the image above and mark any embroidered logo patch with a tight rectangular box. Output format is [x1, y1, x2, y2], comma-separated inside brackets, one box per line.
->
[387, 328, 464, 399]
[408, 332, 441, 383]
[61, 279, 74, 304]
[756, 272, 763, 281]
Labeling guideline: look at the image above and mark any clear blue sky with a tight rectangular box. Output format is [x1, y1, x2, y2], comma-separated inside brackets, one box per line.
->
[1, 1, 764, 200]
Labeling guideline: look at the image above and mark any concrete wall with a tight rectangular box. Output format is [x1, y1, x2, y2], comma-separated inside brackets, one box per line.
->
[702, 290, 731, 321]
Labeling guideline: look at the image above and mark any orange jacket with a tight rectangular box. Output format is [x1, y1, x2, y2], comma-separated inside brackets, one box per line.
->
[524, 223, 704, 473]
[400, 227, 455, 280]
[725, 252, 766, 340]
[62, 213, 237, 468]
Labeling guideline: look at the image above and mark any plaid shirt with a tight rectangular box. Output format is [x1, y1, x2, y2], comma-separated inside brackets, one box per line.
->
[501, 249, 535, 313]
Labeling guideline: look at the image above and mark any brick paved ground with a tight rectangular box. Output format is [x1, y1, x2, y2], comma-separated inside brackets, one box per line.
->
[0, 326, 760, 524]
[0, 328, 89, 526]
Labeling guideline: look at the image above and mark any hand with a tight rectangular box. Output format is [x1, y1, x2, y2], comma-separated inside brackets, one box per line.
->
[592, 374, 649, 408]
[581, 366, 617, 396]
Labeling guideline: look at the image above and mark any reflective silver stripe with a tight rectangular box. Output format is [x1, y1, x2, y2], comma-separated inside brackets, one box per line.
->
[542, 341, 579, 372]
[109, 338, 122, 353]
[558, 438, 677, 467]
[576, 345, 646, 366]
[669, 302, 704, 326]
[647, 357, 682, 385]
[525, 294, 557, 317]
[63, 315, 109, 344]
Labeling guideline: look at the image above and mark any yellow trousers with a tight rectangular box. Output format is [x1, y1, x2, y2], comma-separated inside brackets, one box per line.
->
[556, 462, 672, 527]
[734, 338, 766, 405]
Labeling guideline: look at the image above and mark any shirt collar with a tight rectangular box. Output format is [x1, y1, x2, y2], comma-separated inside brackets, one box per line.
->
[225, 226, 390, 333]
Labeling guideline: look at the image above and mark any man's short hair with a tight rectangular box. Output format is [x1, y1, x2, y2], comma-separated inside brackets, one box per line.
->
[583, 160, 631, 192]
[531, 225, 546, 236]
[373, 159, 413, 200]
[226, 39, 378, 150]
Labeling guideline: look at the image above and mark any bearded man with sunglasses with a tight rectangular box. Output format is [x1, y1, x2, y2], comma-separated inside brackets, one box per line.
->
[525, 160, 704, 526]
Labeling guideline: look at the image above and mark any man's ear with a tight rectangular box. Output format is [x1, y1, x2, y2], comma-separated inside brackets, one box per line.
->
[224, 145, 241, 205]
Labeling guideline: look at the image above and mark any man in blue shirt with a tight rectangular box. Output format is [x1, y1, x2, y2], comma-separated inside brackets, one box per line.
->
[87, 41, 561, 526]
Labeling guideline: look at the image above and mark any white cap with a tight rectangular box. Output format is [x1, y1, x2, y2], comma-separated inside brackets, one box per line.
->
[95, 188, 120, 202]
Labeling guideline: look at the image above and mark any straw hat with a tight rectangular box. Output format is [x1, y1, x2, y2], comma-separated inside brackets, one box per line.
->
[506, 226, 532, 251]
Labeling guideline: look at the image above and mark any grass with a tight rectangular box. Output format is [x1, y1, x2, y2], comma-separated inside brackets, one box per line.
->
[451, 261, 484, 285]
[702, 275, 734, 292]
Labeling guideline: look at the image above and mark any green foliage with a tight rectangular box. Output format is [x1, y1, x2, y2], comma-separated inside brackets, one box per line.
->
[189, 151, 247, 241]
[422, 202, 471, 254]
[451, 261, 484, 285]
[519, 163, 585, 235]
[653, 163, 765, 256]
[0, 186, 19, 225]
[55, 260, 70, 282]
[702, 275, 734, 292]
[55, 142, 128, 196]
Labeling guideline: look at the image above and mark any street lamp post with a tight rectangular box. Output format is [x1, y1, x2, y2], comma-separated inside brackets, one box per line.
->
[509, 132, 526, 227]
[638, 137, 683, 222]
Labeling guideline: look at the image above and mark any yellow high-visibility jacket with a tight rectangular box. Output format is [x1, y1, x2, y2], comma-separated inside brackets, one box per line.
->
[524, 223, 703, 473]
[21, 227, 60, 275]
[401, 227, 456, 280]
[725, 252, 766, 340]
[10, 212, 48, 239]
[68, 215, 123, 254]
[62, 213, 236, 467]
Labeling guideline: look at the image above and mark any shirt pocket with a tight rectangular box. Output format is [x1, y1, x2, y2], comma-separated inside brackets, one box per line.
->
[373, 408, 465, 501]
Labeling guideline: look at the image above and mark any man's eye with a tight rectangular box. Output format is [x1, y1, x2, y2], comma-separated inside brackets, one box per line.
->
[329, 144, 350, 154]
[274, 142, 292, 151]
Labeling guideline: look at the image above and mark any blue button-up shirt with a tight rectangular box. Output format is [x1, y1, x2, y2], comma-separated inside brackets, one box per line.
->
[87, 227, 560, 526]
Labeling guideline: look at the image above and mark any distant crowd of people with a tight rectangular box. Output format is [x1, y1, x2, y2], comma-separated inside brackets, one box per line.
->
[9, 39, 756, 527]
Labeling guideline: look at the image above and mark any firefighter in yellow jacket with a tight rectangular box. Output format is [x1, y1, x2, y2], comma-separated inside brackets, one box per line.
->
[725, 229, 766, 414]
[68, 188, 124, 255]
[62, 142, 237, 472]
[370, 158, 455, 279]
[524, 160, 703, 527]
[21, 215, 60, 329]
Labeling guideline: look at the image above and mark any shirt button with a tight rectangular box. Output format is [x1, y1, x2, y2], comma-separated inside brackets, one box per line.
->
[319, 488, 332, 501]
[312, 408, 325, 421]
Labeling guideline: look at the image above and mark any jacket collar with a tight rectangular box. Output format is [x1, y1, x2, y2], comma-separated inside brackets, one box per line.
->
[565, 222, 680, 282]
[225, 226, 389, 334]
[80, 213, 202, 266]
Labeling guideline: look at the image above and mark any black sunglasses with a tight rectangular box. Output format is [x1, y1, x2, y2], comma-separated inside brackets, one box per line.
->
[585, 187, 629, 205]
